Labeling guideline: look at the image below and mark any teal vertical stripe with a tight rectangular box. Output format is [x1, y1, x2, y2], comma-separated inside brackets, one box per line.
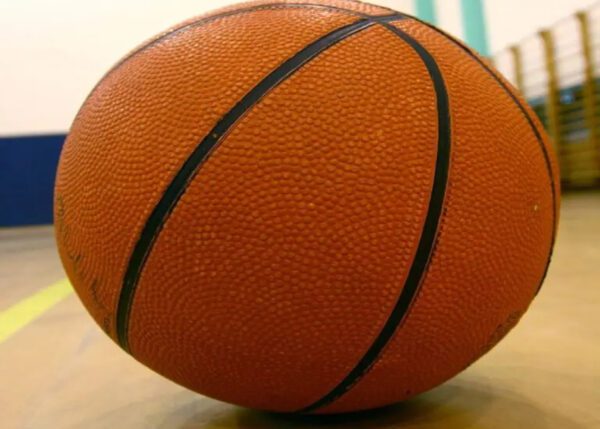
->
[461, 0, 490, 56]
[415, 0, 437, 25]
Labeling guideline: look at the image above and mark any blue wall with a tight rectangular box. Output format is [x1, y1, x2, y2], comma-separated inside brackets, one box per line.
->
[0, 134, 66, 227]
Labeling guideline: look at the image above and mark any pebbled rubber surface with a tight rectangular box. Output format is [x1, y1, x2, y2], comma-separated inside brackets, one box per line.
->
[128, 22, 438, 412]
[114, 16, 381, 352]
[56, 4, 359, 342]
[55, 0, 559, 414]
[316, 18, 557, 413]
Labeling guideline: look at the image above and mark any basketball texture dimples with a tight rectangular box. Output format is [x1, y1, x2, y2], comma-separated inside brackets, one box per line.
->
[55, 0, 559, 414]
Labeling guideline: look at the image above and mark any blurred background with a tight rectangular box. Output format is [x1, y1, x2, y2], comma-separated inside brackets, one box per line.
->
[1, 0, 599, 226]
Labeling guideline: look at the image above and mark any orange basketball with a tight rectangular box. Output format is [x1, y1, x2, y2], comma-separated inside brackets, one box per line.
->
[54, 0, 559, 414]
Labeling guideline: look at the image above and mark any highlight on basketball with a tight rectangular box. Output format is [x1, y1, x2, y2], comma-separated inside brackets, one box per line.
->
[1, 1, 598, 428]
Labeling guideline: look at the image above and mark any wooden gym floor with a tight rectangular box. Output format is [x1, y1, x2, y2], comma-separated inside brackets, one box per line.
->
[1, 192, 599, 429]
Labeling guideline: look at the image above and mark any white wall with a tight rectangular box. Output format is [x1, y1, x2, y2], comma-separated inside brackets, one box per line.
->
[0, 0, 238, 136]
[0, 0, 597, 135]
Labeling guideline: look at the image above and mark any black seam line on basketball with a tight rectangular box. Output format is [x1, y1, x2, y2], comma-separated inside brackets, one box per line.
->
[114, 18, 381, 351]
[408, 17, 557, 296]
[296, 22, 451, 414]
[76, 4, 403, 124]
[95, 4, 402, 85]
[471, 65, 556, 295]
[371, 14, 408, 23]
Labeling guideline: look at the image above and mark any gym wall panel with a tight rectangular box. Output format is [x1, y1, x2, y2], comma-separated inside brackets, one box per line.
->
[0, 135, 65, 226]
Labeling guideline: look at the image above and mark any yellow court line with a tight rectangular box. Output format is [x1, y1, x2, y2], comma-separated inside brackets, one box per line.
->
[0, 279, 73, 344]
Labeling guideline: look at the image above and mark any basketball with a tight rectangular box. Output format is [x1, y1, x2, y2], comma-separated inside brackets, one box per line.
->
[53, 0, 559, 414]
